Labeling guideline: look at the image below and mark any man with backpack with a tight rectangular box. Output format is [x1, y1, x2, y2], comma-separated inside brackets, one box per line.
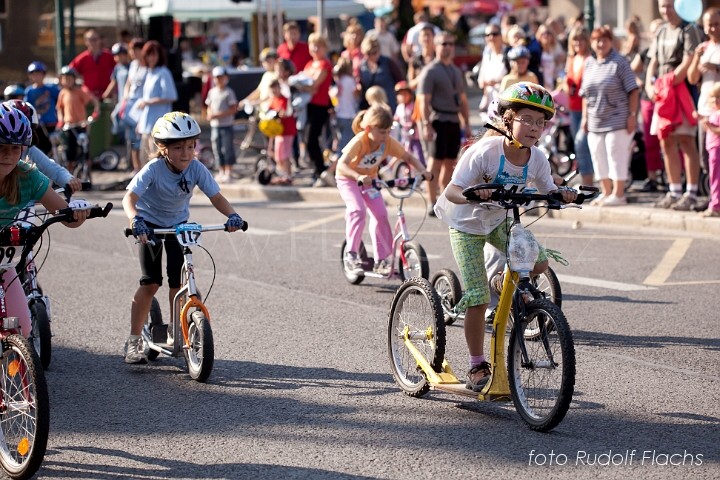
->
[645, 0, 704, 210]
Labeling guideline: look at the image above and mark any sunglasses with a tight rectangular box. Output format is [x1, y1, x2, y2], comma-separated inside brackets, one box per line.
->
[440, 42, 455, 47]
[485, 32, 501, 37]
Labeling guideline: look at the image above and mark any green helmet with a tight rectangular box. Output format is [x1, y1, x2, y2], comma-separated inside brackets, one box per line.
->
[498, 82, 555, 120]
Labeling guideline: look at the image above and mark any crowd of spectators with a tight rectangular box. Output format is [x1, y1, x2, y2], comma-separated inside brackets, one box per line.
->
[12, 2, 720, 217]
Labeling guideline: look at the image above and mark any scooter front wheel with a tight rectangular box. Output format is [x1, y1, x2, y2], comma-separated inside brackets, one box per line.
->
[430, 269, 462, 325]
[184, 311, 214, 382]
[398, 242, 429, 280]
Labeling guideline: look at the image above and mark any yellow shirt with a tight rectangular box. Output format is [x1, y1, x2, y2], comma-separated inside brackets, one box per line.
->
[339, 132, 406, 178]
[499, 72, 539, 92]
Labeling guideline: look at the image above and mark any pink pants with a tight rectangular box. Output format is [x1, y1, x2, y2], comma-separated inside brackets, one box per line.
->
[336, 176, 393, 261]
[2, 270, 31, 338]
[708, 147, 720, 211]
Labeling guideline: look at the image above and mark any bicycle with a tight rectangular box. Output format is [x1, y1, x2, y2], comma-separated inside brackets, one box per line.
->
[14, 183, 93, 370]
[0, 201, 112, 479]
[123, 219, 249, 382]
[387, 183, 597, 432]
[341, 176, 430, 285]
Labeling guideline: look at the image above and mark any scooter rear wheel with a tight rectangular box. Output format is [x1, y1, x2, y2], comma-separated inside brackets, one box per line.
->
[387, 278, 446, 397]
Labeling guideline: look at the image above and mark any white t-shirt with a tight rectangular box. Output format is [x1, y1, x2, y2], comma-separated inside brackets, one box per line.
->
[434, 136, 556, 235]
[334, 74, 358, 119]
[698, 41, 720, 117]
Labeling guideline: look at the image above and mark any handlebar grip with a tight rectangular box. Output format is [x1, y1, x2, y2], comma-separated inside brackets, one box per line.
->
[123, 227, 133, 237]
[225, 220, 249, 232]
[462, 183, 503, 201]
[87, 203, 113, 219]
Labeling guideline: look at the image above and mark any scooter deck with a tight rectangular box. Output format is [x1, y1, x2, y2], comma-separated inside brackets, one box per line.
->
[432, 382, 512, 402]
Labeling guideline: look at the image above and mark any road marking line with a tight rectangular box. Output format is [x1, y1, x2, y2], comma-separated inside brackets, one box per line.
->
[287, 212, 346, 233]
[556, 274, 657, 291]
[643, 238, 693, 286]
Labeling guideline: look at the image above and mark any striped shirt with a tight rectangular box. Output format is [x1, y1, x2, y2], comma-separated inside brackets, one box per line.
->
[580, 49, 638, 133]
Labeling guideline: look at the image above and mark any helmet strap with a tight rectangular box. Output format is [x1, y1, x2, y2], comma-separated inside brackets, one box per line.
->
[483, 122, 527, 149]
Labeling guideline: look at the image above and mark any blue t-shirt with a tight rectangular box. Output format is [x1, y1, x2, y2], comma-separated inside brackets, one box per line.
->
[0, 161, 51, 228]
[127, 157, 220, 227]
[111, 63, 130, 103]
[137, 67, 178, 135]
[25, 84, 60, 125]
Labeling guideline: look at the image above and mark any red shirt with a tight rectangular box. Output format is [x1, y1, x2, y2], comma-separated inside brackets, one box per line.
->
[268, 95, 297, 136]
[277, 41, 312, 74]
[69, 49, 116, 98]
[304, 58, 333, 107]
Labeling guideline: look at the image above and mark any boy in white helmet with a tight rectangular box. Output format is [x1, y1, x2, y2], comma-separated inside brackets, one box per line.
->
[122, 111, 245, 364]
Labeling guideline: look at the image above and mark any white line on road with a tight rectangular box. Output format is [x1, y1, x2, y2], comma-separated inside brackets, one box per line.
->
[556, 274, 657, 291]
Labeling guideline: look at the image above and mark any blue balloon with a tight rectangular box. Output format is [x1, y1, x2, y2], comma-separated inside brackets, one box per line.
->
[675, 0, 703, 23]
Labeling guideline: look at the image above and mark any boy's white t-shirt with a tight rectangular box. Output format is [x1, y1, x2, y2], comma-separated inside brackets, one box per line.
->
[334, 74, 359, 119]
[434, 136, 556, 235]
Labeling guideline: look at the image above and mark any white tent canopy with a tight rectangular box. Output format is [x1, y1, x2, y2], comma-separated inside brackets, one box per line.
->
[138, 0, 369, 22]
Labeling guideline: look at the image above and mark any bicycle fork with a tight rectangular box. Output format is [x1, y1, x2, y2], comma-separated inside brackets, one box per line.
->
[171, 249, 210, 355]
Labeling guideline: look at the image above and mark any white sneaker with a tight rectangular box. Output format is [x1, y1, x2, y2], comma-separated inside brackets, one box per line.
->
[373, 258, 392, 276]
[344, 252, 364, 275]
[601, 195, 627, 206]
[123, 336, 147, 364]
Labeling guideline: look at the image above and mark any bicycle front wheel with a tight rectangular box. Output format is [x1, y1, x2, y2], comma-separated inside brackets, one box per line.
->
[184, 311, 214, 383]
[0, 334, 49, 479]
[387, 278, 445, 397]
[29, 302, 52, 370]
[507, 299, 575, 432]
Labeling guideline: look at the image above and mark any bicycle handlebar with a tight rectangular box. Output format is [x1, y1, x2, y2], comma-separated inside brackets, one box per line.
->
[55, 181, 93, 202]
[358, 175, 427, 199]
[462, 183, 599, 208]
[0, 202, 113, 271]
[123, 220, 249, 238]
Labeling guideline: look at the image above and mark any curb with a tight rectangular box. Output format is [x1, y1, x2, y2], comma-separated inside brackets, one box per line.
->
[218, 183, 720, 236]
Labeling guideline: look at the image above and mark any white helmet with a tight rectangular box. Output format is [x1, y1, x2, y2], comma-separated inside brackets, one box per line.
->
[151, 112, 201, 142]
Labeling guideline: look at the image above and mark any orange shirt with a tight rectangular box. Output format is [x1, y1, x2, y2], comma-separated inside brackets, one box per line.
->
[57, 86, 93, 124]
[340, 132, 406, 178]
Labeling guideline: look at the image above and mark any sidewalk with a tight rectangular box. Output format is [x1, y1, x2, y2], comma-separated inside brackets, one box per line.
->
[90, 168, 720, 236]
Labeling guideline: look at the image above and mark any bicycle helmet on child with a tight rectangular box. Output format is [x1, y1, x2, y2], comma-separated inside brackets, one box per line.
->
[151, 111, 201, 143]
[3, 84, 25, 100]
[3, 100, 39, 127]
[27, 61, 47, 74]
[59, 65, 78, 77]
[497, 81, 555, 120]
[0, 104, 33, 146]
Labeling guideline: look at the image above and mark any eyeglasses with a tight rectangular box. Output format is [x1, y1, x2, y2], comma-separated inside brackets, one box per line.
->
[440, 42, 455, 47]
[514, 116, 547, 128]
[485, 32, 501, 37]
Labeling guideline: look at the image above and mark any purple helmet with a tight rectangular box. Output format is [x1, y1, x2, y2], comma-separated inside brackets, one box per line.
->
[0, 104, 33, 146]
[3, 100, 39, 127]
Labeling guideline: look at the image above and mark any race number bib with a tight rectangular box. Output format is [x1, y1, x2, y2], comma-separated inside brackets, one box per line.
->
[175, 223, 202, 246]
[356, 144, 385, 170]
[0, 246, 19, 269]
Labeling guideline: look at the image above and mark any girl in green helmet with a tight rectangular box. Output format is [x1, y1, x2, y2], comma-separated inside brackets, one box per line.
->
[432, 82, 577, 391]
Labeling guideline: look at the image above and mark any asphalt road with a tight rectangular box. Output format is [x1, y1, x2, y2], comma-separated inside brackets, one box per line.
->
[25, 190, 719, 480]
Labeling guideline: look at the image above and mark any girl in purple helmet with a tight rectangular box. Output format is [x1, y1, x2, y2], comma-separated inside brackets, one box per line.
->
[0, 105, 88, 338]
